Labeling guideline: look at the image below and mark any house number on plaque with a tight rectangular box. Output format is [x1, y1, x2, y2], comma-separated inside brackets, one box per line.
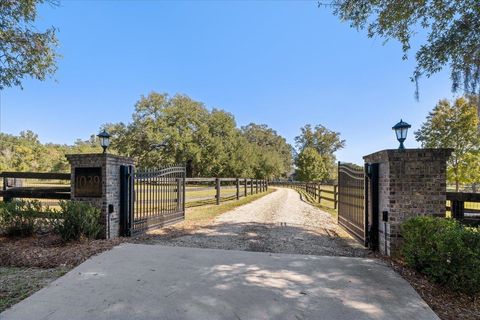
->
[74, 167, 102, 197]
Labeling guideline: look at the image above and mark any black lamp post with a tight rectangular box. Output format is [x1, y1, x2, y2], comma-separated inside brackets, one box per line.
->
[392, 119, 411, 150]
[97, 129, 111, 153]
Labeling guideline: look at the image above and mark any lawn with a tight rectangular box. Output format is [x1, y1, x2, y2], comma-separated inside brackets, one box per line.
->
[0, 267, 68, 312]
[291, 186, 338, 219]
[185, 188, 276, 223]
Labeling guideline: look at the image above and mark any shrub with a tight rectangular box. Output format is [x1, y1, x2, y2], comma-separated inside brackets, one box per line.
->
[53, 201, 102, 242]
[0, 200, 43, 237]
[401, 216, 480, 296]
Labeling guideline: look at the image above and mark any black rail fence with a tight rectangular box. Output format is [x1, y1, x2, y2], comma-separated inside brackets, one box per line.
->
[186, 178, 268, 207]
[0, 172, 71, 208]
[446, 192, 480, 225]
[269, 181, 338, 210]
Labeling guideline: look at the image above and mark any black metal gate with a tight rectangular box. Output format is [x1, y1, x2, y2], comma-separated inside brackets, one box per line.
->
[120, 165, 186, 236]
[337, 162, 367, 245]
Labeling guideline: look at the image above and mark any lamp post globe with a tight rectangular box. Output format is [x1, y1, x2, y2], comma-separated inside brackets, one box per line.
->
[392, 119, 411, 150]
[97, 129, 111, 154]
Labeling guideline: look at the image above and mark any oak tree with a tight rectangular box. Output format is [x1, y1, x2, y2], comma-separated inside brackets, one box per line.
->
[0, 0, 58, 89]
[331, 0, 480, 113]
[415, 97, 480, 191]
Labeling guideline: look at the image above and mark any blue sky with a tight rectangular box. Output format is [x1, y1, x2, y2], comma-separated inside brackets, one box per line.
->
[2, 1, 455, 164]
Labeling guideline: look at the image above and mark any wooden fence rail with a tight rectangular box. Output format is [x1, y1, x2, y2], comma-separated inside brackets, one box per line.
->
[0, 171, 268, 208]
[185, 177, 268, 207]
[446, 192, 480, 225]
[269, 181, 338, 210]
[1, 172, 71, 203]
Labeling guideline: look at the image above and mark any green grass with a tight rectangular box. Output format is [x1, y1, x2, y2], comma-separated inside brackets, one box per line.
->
[0, 267, 68, 312]
[185, 188, 276, 223]
[292, 187, 338, 219]
[186, 186, 238, 201]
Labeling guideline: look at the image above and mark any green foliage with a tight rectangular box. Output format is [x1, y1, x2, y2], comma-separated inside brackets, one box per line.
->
[53, 201, 102, 242]
[0, 0, 58, 89]
[415, 97, 480, 191]
[0, 92, 293, 180]
[241, 123, 293, 179]
[0, 200, 101, 242]
[0, 200, 43, 237]
[295, 124, 345, 155]
[332, 1, 480, 98]
[402, 216, 480, 296]
[0, 131, 101, 173]
[107, 92, 293, 179]
[295, 147, 328, 182]
[294, 124, 345, 181]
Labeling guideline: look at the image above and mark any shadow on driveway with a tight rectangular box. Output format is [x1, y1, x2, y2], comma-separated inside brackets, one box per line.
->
[141, 221, 369, 258]
[1, 244, 438, 320]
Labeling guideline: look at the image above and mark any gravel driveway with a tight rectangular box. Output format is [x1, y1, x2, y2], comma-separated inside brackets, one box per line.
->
[147, 188, 368, 257]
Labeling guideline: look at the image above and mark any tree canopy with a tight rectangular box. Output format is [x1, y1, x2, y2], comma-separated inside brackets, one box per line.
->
[295, 147, 329, 182]
[294, 124, 344, 182]
[415, 96, 480, 191]
[0, 0, 58, 89]
[331, 0, 480, 100]
[107, 92, 293, 179]
[0, 131, 100, 173]
[0, 93, 294, 179]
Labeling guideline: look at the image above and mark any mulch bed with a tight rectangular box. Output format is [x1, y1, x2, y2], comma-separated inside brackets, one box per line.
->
[0, 234, 125, 268]
[378, 256, 479, 320]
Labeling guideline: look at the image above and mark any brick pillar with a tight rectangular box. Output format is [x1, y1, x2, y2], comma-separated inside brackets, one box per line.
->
[363, 148, 451, 256]
[66, 153, 135, 239]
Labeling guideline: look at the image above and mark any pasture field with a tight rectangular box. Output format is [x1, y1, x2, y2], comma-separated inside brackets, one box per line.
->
[0, 181, 261, 210]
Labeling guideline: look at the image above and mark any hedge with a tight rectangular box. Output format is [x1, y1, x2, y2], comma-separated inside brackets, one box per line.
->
[0, 200, 101, 242]
[401, 216, 480, 296]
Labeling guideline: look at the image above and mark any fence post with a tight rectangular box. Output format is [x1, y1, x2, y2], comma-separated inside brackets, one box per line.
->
[319, 185, 322, 204]
[236, 178, 240, 200]
[119, 165, 134, 237]
[256, 179, 258, 194]
[251, 179, 254, 195]
[244, 178, 247, 197]
[451, 200, 465, 220]
[216, 178, 220, 205]
[177, 178, 182, 211]
[2, 177, 12, 202]
[334, 185, 338, 210]
[266, 180, 268, 191]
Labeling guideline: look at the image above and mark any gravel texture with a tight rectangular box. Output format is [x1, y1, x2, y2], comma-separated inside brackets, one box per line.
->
[146, 188, 369, 257]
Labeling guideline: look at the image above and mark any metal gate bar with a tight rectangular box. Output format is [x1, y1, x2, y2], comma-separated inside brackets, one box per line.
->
[121, 165, 185, 236]
[337, 162, 366, 245]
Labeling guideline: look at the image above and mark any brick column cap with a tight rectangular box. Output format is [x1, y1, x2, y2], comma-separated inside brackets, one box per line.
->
[363, 148, 453, 162]
[66, 153, 134, 164]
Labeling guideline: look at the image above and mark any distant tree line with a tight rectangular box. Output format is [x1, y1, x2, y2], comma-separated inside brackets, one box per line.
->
[0, 92, 347, 181]
[105, 92, 294, 179]
[0, 131, 101, 173]
[7, 92, 478, 190]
